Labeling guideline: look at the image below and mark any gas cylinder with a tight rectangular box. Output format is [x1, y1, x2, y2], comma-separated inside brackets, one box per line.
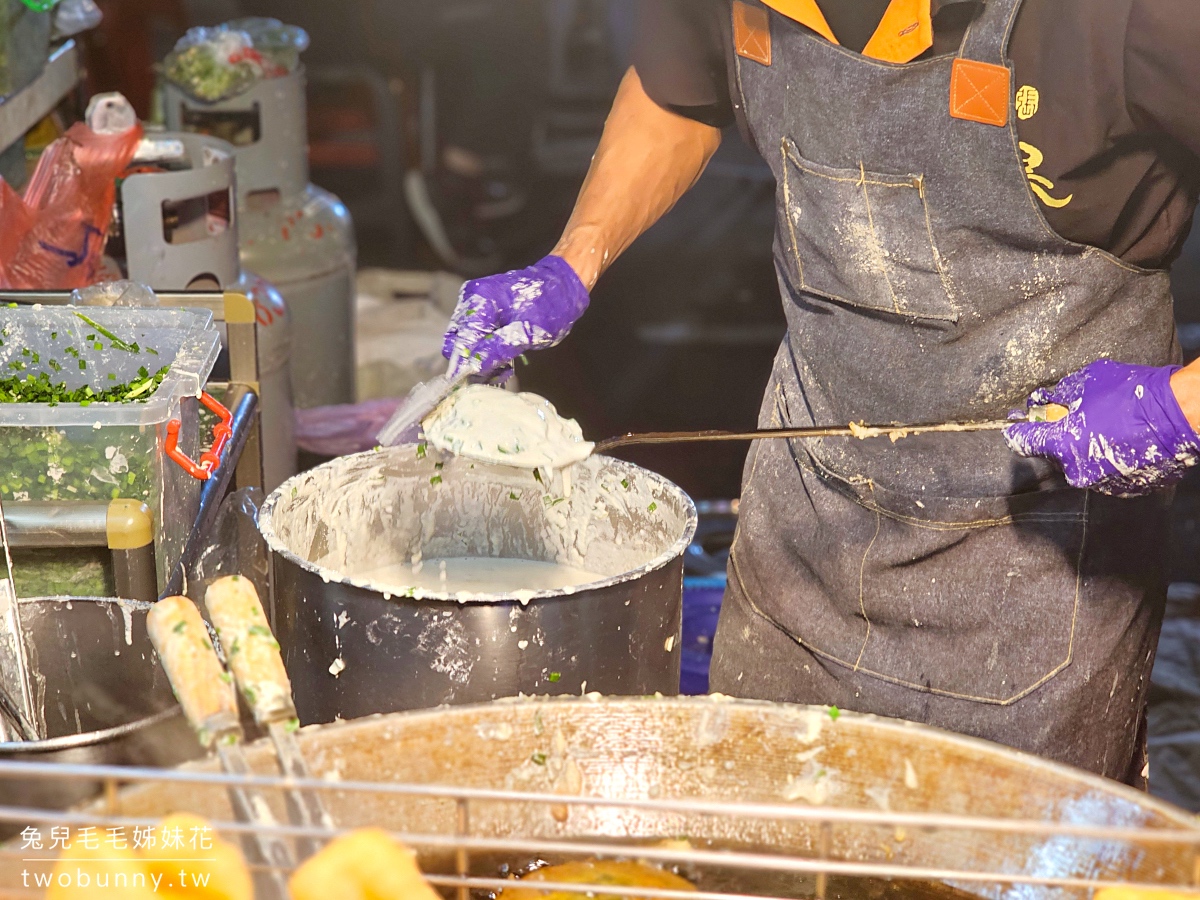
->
[164, 65, 357, 409]
[106, 131, 298, 491]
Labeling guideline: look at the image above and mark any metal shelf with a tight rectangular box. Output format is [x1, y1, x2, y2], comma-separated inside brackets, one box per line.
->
[0, 39, 80, 156]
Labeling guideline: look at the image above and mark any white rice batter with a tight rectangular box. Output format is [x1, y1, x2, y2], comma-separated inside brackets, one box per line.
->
[359, 557, 603, 594]
[422, 384, 594, 470]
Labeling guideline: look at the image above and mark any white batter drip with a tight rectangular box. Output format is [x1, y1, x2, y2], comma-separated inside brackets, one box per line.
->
[359, 557, 603, 595]
[422, 384, 594, 470]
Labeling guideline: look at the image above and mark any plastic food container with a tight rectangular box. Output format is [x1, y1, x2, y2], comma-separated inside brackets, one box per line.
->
[0, 306, 221, 592]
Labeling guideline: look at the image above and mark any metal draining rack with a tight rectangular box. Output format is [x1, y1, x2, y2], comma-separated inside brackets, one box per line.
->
[0, 759, 1199, 899]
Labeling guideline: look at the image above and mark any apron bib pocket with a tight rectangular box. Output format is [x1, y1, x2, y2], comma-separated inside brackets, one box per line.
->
[780, 137, 958, 322]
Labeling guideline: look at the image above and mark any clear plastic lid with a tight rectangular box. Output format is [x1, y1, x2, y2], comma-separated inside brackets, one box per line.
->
[0, 305, 220, 427]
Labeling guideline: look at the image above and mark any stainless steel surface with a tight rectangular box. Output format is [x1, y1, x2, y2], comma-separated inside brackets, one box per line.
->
[0, 41, 80, 154]
[2, 502, 109, 548]
[267, 718, 329, 859]
[376, 369, 470, 446]
[259, 447, 697, 724]
[0, 598, 198, 836]
[224, 301, 266, 492]
[2, 698, 1197, 898]
[0, 494, 34, 741]
[111, 544, 158, 603]
[216, 741, 294, 900]
[3, 501, 159, 602]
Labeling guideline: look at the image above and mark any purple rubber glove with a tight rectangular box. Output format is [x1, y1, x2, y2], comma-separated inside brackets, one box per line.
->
[442, 255, 589, 377]
[1004, 360, 1200, 497]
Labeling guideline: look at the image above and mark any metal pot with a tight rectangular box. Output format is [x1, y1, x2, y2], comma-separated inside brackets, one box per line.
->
[0, 598, 199, 830]
[54, 697, 1198, 897]
[259, 447, 697, 724]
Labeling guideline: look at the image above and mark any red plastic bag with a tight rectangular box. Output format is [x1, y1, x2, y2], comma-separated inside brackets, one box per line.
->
[0, 117, 143, 289]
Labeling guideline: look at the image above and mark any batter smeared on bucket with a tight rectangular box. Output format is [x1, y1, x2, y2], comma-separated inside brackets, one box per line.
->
[423, 384, 594, 470]
[358, 557, 603, 597]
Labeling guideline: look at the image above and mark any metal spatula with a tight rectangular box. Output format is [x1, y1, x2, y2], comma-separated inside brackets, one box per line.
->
[376, 369, 471, 447]
[592, 404, 1068, 455]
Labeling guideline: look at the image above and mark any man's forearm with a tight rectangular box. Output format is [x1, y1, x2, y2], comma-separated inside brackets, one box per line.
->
[1171, 361, 1200, 431]
[552, 67, 723, 290]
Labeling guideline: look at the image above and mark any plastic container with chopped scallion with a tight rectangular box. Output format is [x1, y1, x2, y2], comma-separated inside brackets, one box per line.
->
[0, 306, 221, 596]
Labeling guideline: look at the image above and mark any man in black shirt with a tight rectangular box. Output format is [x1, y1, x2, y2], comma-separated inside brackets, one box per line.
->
[635, 0, 1200, 268]
[441, 0, 1200, 785]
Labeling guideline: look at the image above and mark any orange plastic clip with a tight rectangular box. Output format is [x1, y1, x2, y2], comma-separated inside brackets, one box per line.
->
[166, 391, 233, 481]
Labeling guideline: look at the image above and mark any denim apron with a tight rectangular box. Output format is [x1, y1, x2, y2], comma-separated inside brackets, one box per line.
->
[709, 0, 1180, 784]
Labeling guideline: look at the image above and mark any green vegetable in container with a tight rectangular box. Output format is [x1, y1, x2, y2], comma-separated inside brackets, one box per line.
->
[0, 361, 171, 504]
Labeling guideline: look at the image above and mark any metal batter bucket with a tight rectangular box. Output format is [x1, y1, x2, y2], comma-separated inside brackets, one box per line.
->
[31, 697, 1198, 899]
[0, 598, 199, 832]
[259, 447, 697, 724]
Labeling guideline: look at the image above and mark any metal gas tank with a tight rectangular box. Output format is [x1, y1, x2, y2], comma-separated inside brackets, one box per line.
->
[112, 131, 299, 492]
[165, 69, 358, 409]
[236, 271, 297, 491]
[238, 184, 356, 409]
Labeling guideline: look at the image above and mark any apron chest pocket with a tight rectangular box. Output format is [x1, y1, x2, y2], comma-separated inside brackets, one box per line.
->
[780, 137, 958, 322]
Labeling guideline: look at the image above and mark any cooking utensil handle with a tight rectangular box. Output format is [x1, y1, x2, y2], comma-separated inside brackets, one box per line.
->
[166, 391, 233, 481]
[149, 594, 298, 893]
[205, 575, 296, 725]
[146, 595, 240, 747]
[593, 404, 1070, 453]
[207, 575, 333, 858]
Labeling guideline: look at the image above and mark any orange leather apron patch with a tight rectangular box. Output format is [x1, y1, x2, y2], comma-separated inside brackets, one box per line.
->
[949, 58, 1010, 127]
[733, 1, 772, 67]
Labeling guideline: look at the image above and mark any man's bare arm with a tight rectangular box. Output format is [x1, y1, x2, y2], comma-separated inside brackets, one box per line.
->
[552, 67, 724, 290]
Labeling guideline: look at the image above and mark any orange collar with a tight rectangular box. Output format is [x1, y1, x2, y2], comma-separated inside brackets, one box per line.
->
[760, 0, 934, 63]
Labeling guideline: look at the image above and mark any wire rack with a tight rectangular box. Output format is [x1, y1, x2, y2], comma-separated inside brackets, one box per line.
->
[0, 758, 1199, 900]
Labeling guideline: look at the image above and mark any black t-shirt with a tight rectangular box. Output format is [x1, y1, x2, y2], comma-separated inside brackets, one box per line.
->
[633, 0, 1200, 269]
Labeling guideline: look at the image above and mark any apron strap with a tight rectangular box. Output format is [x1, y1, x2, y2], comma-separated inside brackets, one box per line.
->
[957, 0, 1023, 65]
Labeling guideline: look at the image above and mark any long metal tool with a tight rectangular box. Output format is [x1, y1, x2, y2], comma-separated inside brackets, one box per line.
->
[147, 595, 294, 900]
[0, 493, 38, 742]
[205, 574, 332, 861]
[593, 404, 1068, 455]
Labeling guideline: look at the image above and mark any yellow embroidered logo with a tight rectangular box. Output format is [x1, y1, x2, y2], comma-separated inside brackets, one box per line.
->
[1020, 141, 1073, 209]
[1015, 85, 1039, 120]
